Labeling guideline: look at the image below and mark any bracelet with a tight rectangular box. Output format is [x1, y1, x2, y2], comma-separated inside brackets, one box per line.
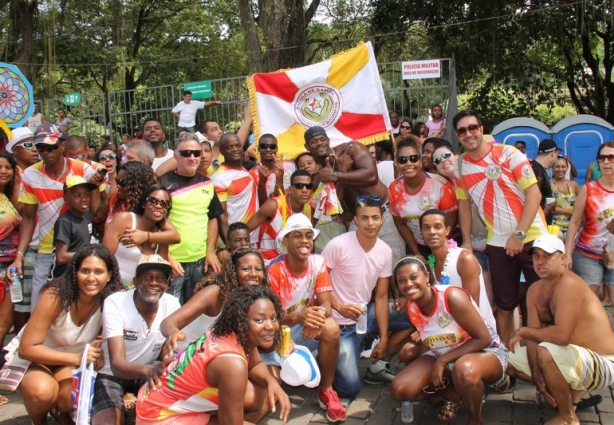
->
[147, 232, 150, 243]
[16, 251, 24, 257]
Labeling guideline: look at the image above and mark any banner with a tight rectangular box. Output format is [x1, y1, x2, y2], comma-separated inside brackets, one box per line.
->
[402, 59, 441, 80]
[248, 41, 391, 157]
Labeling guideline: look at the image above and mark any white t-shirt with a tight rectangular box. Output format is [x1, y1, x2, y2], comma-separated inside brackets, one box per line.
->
[100, 289, 181, 376]
[152, 149, 175, 172]
[377, 161, 395, 188]
[322, 231, 392, 325]
[172, 101, 205, 128]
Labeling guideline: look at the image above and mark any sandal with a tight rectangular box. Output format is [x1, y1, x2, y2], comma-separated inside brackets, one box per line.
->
[492, 375, 516, 394]
[574, 394, 602, 410]
[437, 400, 462, 421]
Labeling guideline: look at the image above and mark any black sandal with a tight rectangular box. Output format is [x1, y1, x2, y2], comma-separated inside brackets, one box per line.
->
[574, 394, 602, 410]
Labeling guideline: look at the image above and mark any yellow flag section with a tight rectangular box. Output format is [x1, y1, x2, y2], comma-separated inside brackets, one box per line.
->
[248, 41, 392, 157]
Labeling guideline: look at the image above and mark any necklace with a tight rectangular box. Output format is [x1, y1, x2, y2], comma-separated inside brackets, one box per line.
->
[427, 240, 458, 285]
[41, 158, 68, 188]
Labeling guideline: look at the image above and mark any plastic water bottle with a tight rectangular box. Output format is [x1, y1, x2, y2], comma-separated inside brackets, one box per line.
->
[9, 267, 23, 303]
[401, 400, 413, 423]
[356, 299, 367, 334]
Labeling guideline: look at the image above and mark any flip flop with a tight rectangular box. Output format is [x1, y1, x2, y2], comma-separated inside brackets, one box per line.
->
[492, 375, 516, 394]
[574, 394, 602, 410]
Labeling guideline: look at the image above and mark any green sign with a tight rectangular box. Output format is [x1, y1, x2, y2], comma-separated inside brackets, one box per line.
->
[64, 92, 81, 105]
[182, 80, 212, 99]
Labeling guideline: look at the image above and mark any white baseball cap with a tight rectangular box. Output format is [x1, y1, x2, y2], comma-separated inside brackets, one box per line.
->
[280, 345, 321, 388]
[195, 131, 214, 148]
[6, 128, 34, 153]
[529, 233, 565, 255]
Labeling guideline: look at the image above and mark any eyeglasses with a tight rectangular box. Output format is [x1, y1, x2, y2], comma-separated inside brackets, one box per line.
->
[146, 196, 171, 209]
[598, 155, 614, 163]
[16, 142, 34, 149]
[400, 125, 411, 130]
[35, 144, 61, 153]
[292, 182, 313, 190]
[259, 143, 277, 150]
[422, 378, 450, 394]
[433, 151, 453, 166]
[115, 177, 127, 188]
[99, 153, 116, 161]
[178, 149, 202, 158]
[455, 124, 480, 137]
[397, 155, 421, 164]
[356, 195, 381, 207]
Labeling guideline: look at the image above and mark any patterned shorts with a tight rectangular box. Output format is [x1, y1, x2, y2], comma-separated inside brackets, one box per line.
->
[14, 248, 36, 314]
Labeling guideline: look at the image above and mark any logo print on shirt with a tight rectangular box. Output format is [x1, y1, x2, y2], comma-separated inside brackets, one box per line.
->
[419, 195, 434, 211]
[521, 164, 534, 179]
[437, 310, 453, 327]
[485, 164, 502, 181]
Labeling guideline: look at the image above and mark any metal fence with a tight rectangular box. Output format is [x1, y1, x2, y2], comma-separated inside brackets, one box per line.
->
[39, 59, 452, 147]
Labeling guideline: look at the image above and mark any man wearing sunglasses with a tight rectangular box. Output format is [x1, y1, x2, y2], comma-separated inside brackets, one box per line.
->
[452, 109, 547, 347]
[6, 128, 39, 175]
[246, 170, 314, 262]
[7, 123, 102, 311]
[158, 133, 225, 304]
[249, 134, 296, 205]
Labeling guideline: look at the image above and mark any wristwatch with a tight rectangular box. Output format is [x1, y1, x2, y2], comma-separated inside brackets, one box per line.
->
[513, 230, 526, 241]
[329, 171, 338, 182]
[318, 305, 328, 317]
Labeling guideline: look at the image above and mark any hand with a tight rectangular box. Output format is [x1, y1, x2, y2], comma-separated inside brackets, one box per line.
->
[544, 202, 556, 215]
[301, 325, 322, 340]
[273, 157, 284, 181]
[266, 378, 291, 422]
[161, 330, 186, 360]
[146, 360, 170, 392]
[508, 328, 524, 353]
[336, 152, 353, 172]
[505, 235, 524, 257]
[259, 165, 273, 180]
[5, 258, 22, 282]
[169, 256, 184, 278]
[297, 307, 327, 329]
[430, 358, 446, 388]
[319, 155, 336, 184]
[565, 254, 573, 270]
[86, 339, 105, 365]
[392, 297, 406, 313]
[337, 303, 364, 321]
[88, 172, 104, 186]
[217, 249, 230, 264]
[205, 253, 221, 275]
[120, 229, 147, 247]
[532, 367, 557, 408]
[410, 330, 421, 344]
[370, 338, 388, 363]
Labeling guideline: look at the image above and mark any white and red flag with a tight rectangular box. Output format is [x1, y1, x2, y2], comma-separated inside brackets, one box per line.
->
[248, 41, 391, 157]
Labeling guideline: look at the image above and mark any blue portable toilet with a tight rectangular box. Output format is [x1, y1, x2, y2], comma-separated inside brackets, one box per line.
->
[492, 118, 552, 159]
[551, 115, 614, 186]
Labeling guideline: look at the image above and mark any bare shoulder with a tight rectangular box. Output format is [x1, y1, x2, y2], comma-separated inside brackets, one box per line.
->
[334, 141, 366, 157]
[553, 271, 591, 301]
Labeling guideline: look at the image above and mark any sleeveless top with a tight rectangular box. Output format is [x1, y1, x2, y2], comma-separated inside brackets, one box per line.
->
[551, 180, 576, 229]
[576, 180, 614, 259]
[433, 247, 497, 332]
[407, 285, 500, 358]
[115, 213, 158, 285]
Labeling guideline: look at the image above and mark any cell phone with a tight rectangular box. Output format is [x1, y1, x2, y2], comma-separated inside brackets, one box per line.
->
[98, 168, 108, 178]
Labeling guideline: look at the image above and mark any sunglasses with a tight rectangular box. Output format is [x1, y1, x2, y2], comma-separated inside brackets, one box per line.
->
[259, 143, 277, 150]
[16, 142, 34, 149]
[455, 124, 480, 137]
[99, 153, 116, 161]
[115, 177, 127, 188]
[146, 196, 171, 209]
[401, 125, 411, 130]
[178, 149, 202, 158]
[356, 195, 381, 207]
[598, 154, 614, 163]
[35, 144, 61, 153]
[433, 151, 453, 166]
[292, 182, 313, 190]
[422, 378, 450, 394]
[397, 155, 421, 164]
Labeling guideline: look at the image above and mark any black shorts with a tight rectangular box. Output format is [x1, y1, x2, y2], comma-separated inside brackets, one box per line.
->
[91, 373, 145, 415]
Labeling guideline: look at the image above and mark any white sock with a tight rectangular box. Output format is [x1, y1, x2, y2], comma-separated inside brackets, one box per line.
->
[369, 360, 387, 373]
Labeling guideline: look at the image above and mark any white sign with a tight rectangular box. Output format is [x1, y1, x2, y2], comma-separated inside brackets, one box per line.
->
[402, 59, 441, 80]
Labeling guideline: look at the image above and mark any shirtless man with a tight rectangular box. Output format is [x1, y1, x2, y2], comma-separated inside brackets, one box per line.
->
[507, 234, 614, 425]
[304, 126, 404, 262]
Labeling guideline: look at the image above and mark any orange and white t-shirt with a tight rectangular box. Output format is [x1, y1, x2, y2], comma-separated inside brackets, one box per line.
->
[388, 172, 458, 245]
[268, 255, 332, 316]
[249, 161, 296, 201]
[453, 144, 547, 247]
[20, 159, 97, 254]
[211, 164, 257, 224]
[576, 180, 614, 259]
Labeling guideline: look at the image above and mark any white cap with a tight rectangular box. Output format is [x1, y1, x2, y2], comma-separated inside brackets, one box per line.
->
[195, 131, 214, 148]
[6, 128, 34, 153]
[280, 345, 321, 388]
[275, 213, 320, 253]
[530, 233, 565, 255]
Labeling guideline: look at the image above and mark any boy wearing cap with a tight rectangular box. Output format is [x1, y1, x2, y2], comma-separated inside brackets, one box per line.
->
[507, 234, 614, 423]
[91, 254, 180, 424]
[49, 176, 97, 278]
[265, 213, 346, 423]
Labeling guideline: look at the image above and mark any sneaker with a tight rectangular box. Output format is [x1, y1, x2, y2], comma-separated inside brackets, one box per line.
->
[318, 388, 347, 422]
[360, 337, 380, 359]
[364, 364, 397, 385]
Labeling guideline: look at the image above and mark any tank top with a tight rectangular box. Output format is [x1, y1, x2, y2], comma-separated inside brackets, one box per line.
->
[407, 285, 500, 358]
[551, 180, 576, 229]
[114, 213, 158, 284]
[432, 247, 497, 332]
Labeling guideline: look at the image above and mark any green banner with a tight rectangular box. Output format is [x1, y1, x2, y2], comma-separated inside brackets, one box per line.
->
[182, 81, 212, 99]
[64, 92, 81, 105]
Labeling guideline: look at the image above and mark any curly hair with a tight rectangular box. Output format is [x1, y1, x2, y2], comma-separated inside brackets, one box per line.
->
[41, 244, 125, 314]
[0, 151, 17, 199]
[212, 286, 283, 353]
[112, 161, 157, 213]
[133, 184, 172, 228]
[396, 136, 421, 155]
[200, 249, 267, 302]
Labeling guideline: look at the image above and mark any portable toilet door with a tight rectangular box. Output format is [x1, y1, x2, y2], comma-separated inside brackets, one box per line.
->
[492, 117, 552, 160]
[551, 115, 614, 186]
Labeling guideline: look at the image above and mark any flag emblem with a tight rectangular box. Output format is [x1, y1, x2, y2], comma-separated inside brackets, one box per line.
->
[293, 83, 342, 128]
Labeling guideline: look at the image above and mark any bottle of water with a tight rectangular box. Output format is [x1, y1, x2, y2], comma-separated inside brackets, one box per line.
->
[9, 267, 23, 303]
[401, 400, 413, 423]
[356, 299, 367, 334]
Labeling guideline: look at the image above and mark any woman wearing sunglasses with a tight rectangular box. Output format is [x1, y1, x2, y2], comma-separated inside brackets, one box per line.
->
[390, 256, 508, 422]
[103, 184, 180, 285]
[96, 148, 118, 195]
[389, 138, 458, 258]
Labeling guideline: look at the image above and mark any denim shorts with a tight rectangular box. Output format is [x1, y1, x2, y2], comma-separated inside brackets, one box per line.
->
[473, 249, 490, 273]
[572, 251, 614, 286]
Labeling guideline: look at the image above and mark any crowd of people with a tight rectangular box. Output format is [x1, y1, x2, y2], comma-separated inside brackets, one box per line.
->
[0, 102, 612, 425]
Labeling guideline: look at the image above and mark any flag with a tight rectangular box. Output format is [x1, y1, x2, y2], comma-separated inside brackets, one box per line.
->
[248, 41, 391, 157]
